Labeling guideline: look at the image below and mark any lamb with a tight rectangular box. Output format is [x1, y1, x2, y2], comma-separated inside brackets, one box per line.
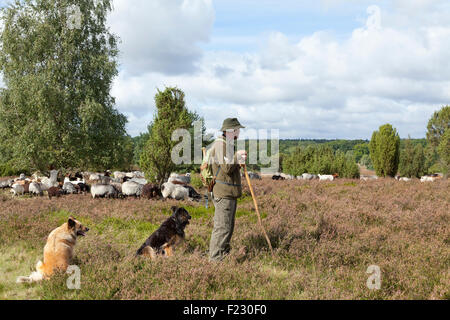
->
[91, 184, 119, 199]
[10, 184, 25, 197]
[29, 182, 43, 196]
[121, 181, 144, 197]
[161, 182, 189, 200]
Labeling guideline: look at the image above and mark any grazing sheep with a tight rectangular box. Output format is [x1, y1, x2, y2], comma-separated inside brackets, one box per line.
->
[10, 184, 25, 197]
[318, 174, 334, 181]
[91, 184, 118, 199]
[0, 179, 13, 189]
[47, 187, 64, 200]
[272, 175, 285, 181]
[399, 177, 412, 182]
[62, 182, 77, 194]
[141, 184, 162, 200]
[29, 182, 43, 196]
[301, 173, 315, 180]
[161, 182, 189, 200]
[122, 181, 144, 197]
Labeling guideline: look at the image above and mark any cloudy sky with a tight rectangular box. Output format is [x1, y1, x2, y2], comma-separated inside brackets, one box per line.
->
[1, 0, 450, 139]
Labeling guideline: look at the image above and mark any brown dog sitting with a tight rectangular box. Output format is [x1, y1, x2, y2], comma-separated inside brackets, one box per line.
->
[17, 216, 89, 283]
[136, 206, 191, 258]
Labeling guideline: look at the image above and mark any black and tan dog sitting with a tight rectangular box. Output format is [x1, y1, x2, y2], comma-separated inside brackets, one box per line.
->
[136, 206, 191, 258]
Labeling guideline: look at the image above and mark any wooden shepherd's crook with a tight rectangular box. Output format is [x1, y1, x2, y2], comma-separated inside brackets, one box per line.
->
[243, 165, 274, 256]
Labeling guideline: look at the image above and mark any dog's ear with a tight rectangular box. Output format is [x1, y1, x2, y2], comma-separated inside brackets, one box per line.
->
[68, 217, 76, 229]
[171, 206, 178, 214]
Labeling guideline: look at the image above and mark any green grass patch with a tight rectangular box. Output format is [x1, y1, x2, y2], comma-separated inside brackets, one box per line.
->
[343, 182, 357, 187]
[94, 217, 159, 243]
[0, 243, 42, 300]
[184, 205, 215, 219]
[237, 195, 253, 204]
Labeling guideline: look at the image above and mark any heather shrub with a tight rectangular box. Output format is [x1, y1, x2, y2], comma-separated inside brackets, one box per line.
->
[1, 178, 449, 300]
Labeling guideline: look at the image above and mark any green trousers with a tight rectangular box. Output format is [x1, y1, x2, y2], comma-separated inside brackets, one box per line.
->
[209, 196, 237, 261]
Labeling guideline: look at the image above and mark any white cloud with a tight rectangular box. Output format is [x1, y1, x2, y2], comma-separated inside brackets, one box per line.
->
[109, 0, 214, 76]
[111, 2, 450, 139]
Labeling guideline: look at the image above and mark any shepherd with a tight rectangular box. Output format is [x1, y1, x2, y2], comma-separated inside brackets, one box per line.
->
[208, 118, 247, 261]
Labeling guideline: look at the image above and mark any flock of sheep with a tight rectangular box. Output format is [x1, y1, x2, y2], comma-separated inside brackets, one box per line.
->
[0, 170, 204, 202]
[1, 169, 444, 201]
[269, 172, 444, 182]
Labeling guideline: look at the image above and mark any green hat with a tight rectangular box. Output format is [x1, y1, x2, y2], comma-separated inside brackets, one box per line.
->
[220, 118, 245, 131]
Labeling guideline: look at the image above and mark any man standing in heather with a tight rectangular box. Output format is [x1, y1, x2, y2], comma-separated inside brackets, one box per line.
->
[209, 118, 247, 262]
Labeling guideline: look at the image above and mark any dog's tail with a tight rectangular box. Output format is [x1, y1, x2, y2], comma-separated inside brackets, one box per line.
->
[135, 244, 146, 257]
[16, 261, 45, 284]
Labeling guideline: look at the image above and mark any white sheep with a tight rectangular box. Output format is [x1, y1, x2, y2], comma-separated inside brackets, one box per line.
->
[122, 181, 144, 197]
[29, 182, 43, 196]
[0, 179, 13, 189]
[10, 184, 25, 197]
[302, 173, 315, 180]
[161, 182, 189, 200]
[420, 176, 437, 182]
[63, 182, 78, 194]
[318, 174, 334, 181]
[91, 184, 118, 199]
